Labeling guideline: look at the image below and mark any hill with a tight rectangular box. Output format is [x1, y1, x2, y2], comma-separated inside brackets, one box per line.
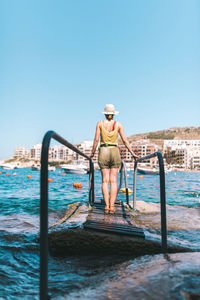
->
[120, 126, 200, 148]
[129, 126, 200, 141]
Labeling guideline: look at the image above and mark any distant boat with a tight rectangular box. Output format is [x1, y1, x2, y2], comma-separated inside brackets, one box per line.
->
[61, 161, 89, 175]
[48, 166, 56, 171]
[31, 164, 40, 171]
[137, 167, 159, 175]
[31, 165, 56, 171]
[0, 163, 18, 170]
[137, 166, 172, 175]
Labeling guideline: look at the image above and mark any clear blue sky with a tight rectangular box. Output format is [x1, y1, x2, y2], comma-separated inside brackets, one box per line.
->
[1, 0, 199, 159]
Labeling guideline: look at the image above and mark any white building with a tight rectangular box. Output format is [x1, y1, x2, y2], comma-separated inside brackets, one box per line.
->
[14, 147, 28, 158]
[164, 140, 200, 169]
[187, 148, 200, 169]
[119, 140, 160, 166]
[49, 145, 74, 161]
[30, 144, 42, 160]
[164, 140, 200, 149]
[75, 140, 98, 163]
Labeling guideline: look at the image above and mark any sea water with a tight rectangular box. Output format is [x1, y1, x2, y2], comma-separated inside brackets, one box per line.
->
[0, 168, 200, 299]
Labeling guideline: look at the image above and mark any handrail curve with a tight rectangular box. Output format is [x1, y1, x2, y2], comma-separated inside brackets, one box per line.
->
[117, 161, 130, 206]
[133, 151, 167, 254]
[40, 130, 94, 300]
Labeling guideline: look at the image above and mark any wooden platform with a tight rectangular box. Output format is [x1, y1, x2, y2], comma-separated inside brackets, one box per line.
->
[83, 199, 145, 239]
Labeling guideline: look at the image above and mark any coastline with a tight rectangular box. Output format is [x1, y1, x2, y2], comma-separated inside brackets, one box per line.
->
[0, 157, 199, 172]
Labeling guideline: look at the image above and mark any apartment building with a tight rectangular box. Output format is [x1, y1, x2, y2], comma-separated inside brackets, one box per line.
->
[14, 147, 28, 158]
[164, 140, 200, 169]
[119, 140, 159, 166]
[164, 140, 200, 148]
[30, 144, 42, 160]
[187, 148, 200, 169]
[75, 140, 98, 163]
[49, 145, 74, 161]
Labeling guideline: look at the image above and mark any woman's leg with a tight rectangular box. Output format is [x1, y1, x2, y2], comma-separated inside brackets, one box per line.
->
[101, 168, 110, 208]
[110, 167, 119, 209]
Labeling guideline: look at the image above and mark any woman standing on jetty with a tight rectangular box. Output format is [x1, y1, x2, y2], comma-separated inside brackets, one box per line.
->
[90, 104, 138, 213]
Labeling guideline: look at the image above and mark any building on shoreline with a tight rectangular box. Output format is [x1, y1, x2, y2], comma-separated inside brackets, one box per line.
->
[75, 140, 98, 164]
[164, 140, 200, 169]
[14, 147, 28, 158]
[12, 139, 200, 170]
[30, 144, 42, 160]
[118, 140, 160, 167]
[49, 145, 74, 161]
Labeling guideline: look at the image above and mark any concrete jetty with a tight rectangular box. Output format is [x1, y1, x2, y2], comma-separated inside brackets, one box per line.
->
[48, 200, 191, 256]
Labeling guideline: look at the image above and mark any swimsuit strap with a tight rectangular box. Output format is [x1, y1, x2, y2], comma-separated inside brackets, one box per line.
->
[113, 121, 116, 131]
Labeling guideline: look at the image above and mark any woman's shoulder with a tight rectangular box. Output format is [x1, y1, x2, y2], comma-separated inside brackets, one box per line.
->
[97, 120, 103, 127]
[116, 121, 122, 128]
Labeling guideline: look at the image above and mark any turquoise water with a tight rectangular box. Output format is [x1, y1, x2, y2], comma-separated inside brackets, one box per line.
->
[0, 168, 200, 299]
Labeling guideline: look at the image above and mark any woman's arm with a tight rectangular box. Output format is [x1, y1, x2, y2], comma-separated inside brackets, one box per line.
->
[90, 122, 101, 158]
[118, 123, 139, 159]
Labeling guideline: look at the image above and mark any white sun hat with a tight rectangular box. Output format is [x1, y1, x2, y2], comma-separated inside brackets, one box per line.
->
[102, 104, 119, 115]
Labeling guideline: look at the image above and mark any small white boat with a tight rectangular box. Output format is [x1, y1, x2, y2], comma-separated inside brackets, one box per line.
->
[48, 166, 56, 171]
[137, 167, 159, 175]
[61, 161, 89, 175]
[1, 163, 18, 170]
[31, 164, 40, 171]
[31, 165, 56, 171]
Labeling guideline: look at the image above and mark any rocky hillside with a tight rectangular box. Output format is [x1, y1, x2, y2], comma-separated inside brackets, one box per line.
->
[119, 126, 200, 148]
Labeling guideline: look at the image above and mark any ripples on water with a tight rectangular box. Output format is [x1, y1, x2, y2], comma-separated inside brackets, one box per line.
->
[0, 168, 199, 299]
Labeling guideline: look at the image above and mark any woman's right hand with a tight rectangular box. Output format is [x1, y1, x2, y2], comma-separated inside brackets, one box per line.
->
[132, 154, 139, 160]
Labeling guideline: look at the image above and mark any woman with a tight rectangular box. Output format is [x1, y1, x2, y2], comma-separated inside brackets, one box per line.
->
[90, 104, 138, 213]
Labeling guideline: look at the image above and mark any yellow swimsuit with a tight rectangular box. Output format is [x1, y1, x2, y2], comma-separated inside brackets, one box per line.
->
[98, 122, 121, 169]
[100, 123, 119, 146]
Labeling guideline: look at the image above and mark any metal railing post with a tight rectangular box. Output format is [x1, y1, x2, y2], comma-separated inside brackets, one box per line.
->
[157, 152, 167, 253]
[40, 131, 53, 300]
[40, 130, 95, 299]
[133, 151, 167, 253]
[133, 161, 137, 210]
[89, 159, 95, 206]
[117, 162, 124, 195]
[123, 161, 129, 206]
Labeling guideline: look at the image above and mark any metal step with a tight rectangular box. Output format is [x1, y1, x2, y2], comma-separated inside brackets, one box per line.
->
[84, 220, 145, 238]
[90, 208, 126, 217]
[94, 199, 122, 206]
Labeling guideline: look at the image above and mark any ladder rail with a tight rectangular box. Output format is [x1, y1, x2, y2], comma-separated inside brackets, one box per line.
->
[40, 130, 95, 300]
[117, 161, 130, 206]
[133, 151, 167, 254]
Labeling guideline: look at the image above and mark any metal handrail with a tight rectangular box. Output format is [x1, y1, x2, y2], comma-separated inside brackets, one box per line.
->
[133, 151, 167, 254]
[117, 161, 130, 206]
[40, 130, 95, 300]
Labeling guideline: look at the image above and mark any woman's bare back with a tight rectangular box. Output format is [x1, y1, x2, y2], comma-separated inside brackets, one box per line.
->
[101, 120, 119, 132]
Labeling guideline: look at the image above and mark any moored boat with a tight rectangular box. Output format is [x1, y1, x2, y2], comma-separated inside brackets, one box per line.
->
[31, 164, 40, 171]
[31, 164, 56, 171]
[61, 161, 89, 174]
[137, 167, 159, 175]
[0, 163, 18, 170]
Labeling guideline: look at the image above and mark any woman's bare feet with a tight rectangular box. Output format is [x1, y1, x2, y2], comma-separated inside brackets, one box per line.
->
[109, 207, 116, 214]
[104, 206, 110, 214]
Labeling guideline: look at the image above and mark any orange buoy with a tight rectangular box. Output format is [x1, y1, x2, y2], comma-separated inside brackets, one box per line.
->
[48, 178, 53, 182]
[27, 175, 32, 179]
[6, 173, 9, 175]
[73, 182, 82, 188]
[0, 171, 2, 174]
[13, 173, 17, 176]
[138, 175, 143, 179]
[61, 172, 66, 175]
